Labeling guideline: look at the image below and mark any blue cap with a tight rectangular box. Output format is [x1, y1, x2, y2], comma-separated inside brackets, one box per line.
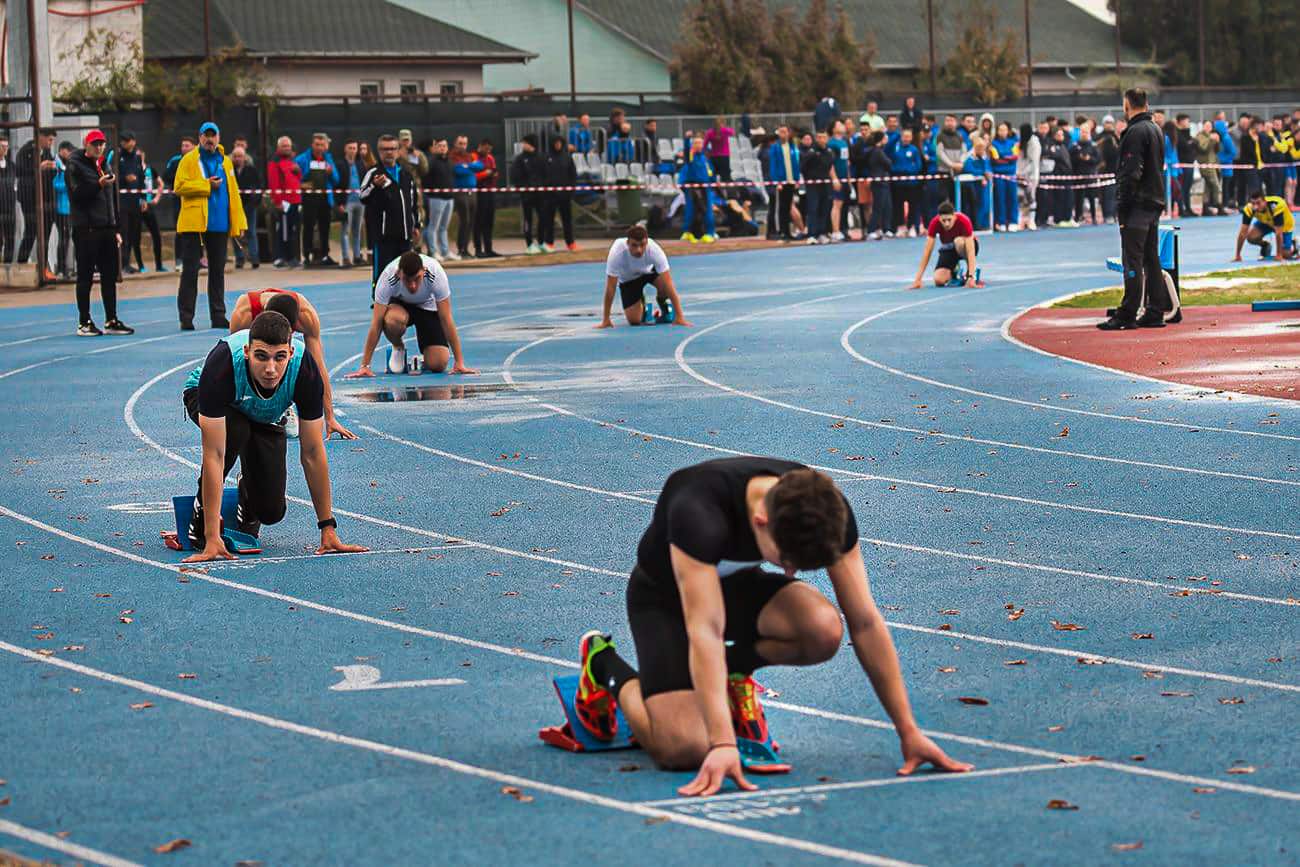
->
[199, 122, 220, 136]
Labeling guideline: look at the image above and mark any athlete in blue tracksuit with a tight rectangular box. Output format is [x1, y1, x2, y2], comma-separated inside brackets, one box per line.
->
[989, 127, 1019, 227]
[677, 141, 717, 239]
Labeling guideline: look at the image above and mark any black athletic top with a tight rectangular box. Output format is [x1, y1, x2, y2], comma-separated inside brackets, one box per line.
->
[195, 341, 325, 421]
[636, 457, 859, 585]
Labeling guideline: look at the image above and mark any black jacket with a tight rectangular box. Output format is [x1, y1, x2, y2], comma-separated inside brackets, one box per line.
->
[1116, 112, 1166, 216]
[0, 154, 15, 211]
[1176, 127, 1198, 163]
[65, 149, 119, 230]
[1044, 140, 1072, 174]
[233, 163, 261, 210]
[542, 148, 577, 197]
[800, 144, 834, 181]
[510, 149, 546, 197]
[426, 155, 455, 200]
[359, 163, 419, 242]
[1070, 140, 1100, 175]
[1096, 131, 1121, 174]
[16, 140, 54, 206]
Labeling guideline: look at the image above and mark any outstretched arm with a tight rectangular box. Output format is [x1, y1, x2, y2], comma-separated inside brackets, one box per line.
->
[299, 418, 367, 555]
[1233, 225, 1248, 261]
[965, 235, 978, 284]
[598, 274, 618, 328]
[437, 299, 478, 374]
[654, 270, 692, 327]
[345, 304, 388, 378]
[184, 416, 235, 563]
[911, 236, 936, 288]
[826, 545, 973, 776]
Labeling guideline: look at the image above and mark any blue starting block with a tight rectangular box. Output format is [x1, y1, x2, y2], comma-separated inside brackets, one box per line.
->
[538, 674, 791, 773]
[160, 490, 262, 554]
[640, 296, 676, 325]
[1251, 299, 1300, 312]
[946, 265, 983, 287]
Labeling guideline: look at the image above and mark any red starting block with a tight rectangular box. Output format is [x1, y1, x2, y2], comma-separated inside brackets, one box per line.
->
[538, 674, 791, 773]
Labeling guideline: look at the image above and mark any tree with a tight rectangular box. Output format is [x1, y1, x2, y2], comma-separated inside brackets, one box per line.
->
[938, 0, 1023, 105]
[803, 0, 876, 110]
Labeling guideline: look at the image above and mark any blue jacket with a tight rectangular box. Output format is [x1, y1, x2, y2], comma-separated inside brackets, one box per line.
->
[891, 143, 922, 176]
[885, 130, 902, 160]
[678, 152, 715, 185]
[1215, 120, 1237, 176]
[453, 156, 484, 189]
[568, 126, 593, 154]
[766, 141, 801, 182]
[962, 154, 992, 176]
[294, 149, 341, 206]
[989, 135, 1019, 173]
[606, 136, 634, 164]
[52, 156, 69, 216]
[1163, 135, 1178, 170]
[920, 138, 938, 173]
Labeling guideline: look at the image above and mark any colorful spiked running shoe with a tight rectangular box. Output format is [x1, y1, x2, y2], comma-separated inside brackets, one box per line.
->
[727, 673, 772, 746]
[574, 630, 619, 741]
[657, 297, 676, 324]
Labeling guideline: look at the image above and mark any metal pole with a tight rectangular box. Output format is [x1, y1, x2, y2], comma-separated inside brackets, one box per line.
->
[1197, 0, 1206, 89]
[1023, 0, 1033, 100]
[26, 0, 44, 288]
[926, 0, 936, 96]
[567, 0, 577, 108]
[1113, 0, 1122, 93]
[203, 0, 214, 118]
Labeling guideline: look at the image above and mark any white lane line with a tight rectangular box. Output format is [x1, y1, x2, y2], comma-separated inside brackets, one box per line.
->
[844, 316, 1300, 442]
[0, 819, 142, 867]
[0, 317, 172, 349]
[639, 761, 1083, 808]
[4, 505, 1299, 804]
[506, 335, 1300, 543]
[860, 536, 1297, 607]
[676, 289, 1300, 487]
[202, 544, 463, 566]
[0, 642, 916, 867]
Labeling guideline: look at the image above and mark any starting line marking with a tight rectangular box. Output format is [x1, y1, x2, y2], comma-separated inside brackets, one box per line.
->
[329, 664, 465, 692]
[0, 819, 141, 867]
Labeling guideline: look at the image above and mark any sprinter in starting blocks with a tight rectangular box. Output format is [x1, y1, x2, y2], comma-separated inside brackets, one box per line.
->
[598, 225, 692, 328]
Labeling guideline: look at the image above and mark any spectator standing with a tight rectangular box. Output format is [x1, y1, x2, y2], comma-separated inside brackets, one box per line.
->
[1016, 122, 1040, 231]
[959, 114, 977, 147]
[766, 124, 801, 241]
[859, 101, 884, 133]
[297, 133, 341, 266]
[1175, 114, 1197, 217]
[899, 97, 923, 134]
[541, 134, 577, 252]
[16, 127, 56, 278]
[449, 136, 483, 259]
[66, 130, 132, 336]
[1195, 122, 1222, 216]
[828, 120, 851, 240]
[989, 122, 1019, 231]
[397, 129, 429, 191]
[960, 138, 991, 230]
[1214, 115, 1237, 211]
[51, 141, 72, 279]
[117, 132, 145, 274]
[814, 96, 841, 135]
[800, 129, 837, 244]
[848, 121, 873, 238]
[231, 146, 261, 269]
[133, 151, 167, 273]
[891, 128, 923, 236]
[1233, 115, 1258, 208]
[266, 136, 302, 268]
[918, 123, 942, 226]
[1070, 126, 1101, 224]
[1044, 128, 1075, 227]
[1099, 87, 1170, 331]
[935, 115, 966, 202]
[703, 116, 735, 183]
[360, 133, 420, 290]
[512, 134, 546, 255]
[977, 112, 995, 143]
[473, 138, 500, 258]
[863, 131, 894, 239]
[424, 139, 455, 260]
[0, 138, 15, 262]
[641, 119, 659, 164]
[174, 122, 245, 331]
[1096, 115, 1121, 222]
[677, 135, 718, 243]
[340, 140, 365, 267]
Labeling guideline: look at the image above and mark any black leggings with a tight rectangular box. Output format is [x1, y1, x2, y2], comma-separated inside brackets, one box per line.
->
[183, 388, 288, 527]
[127, 206, 164, 269]
[541, 196, 574, 246]
[73, 227, 118, 323]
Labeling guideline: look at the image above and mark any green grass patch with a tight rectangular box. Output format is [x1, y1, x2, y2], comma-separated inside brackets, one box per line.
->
[1053, 262, 1300, 309]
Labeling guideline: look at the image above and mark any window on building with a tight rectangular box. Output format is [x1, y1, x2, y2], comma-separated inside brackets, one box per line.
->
[360, 80, 384, 101]
[399, 80, 424, 103]
[439, 81, 463, 101]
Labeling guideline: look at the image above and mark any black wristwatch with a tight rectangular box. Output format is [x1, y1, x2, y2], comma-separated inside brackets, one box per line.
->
[317, 517, 337, 531]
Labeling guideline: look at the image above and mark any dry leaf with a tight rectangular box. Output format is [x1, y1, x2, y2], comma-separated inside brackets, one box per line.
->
[1077, 657, 1105, 666]
[1192, 786, 1216, 794]
[1218, 697, 1245, 705]
[1059, 755, 1103, 764]
[40, 554, 54, 560]
[1266, 657, 1283, 663]
[1047, 725, 1065, 732]
[1008, 608, 1025, 621]
[1005, 659, 1027, 666]
[94, 592, 111, 598]
[1046, 799, 1078, 810]
[0, 797, 9, 806]
[644, 816, 669, 825]
[153, 839, 191, 854]
[130, 701, 154, 710]
[1050, 620, 1085, 631]
[50, 587, 63, 593]
[618, 764, 640, 772]
[940, 609, 960, 615]
[500, 786, 534, 803]
[1226, 766, 1256, 775]
[1056, 427, 1070, 438]
[1130, 755, 1146, 762]
[119, 616, 133, 624]
[177, 673, 197, 680]
[1142, 670, 1163, 679]
[33, 632, 53, 640]
[938, 624, 953, 631]
[1111, 842, 1143, 852]
[1131, 633, 1154, 640]
[62, 645, 84, 652]
[957, 696, 989, 706]
[1160, 691, 1193, 698]
[937, 666, 957, 673]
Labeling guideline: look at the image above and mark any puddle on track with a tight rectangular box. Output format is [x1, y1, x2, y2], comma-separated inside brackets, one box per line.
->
[342, 383, 519, 403]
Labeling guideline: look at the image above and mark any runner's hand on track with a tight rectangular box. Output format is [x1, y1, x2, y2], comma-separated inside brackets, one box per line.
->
[451, 364, 479, 375]
[183, 542, 236, 563]
[317, 528, 368, 555]
[344, 365, 374, 379]
[677, 746, 757, 797]
[897, 731, 973, 776]
[326, 416, 358, 440]
[671, 316, 693, 327]
[596, 318, 614, 329]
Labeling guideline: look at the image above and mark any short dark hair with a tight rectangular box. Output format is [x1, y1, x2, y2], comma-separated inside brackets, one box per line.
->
[38, 127, 55, 137]
[1176, 113, 1190, 122]
[626, 224, 648, 242]
[181, 136, 196, 146]
[1250, 188, 1266, 200]
[248, 310, 292, 346]
[938, 200, 955, 215]
[398, 250, 424, 278]
[264, 292, 300, 326]
[1125, 88, 1148, 108]
[764, 469, 849, 572]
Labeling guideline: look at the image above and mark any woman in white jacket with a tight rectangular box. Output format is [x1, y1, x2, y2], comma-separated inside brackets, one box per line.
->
[1016, 122, 1041, 231]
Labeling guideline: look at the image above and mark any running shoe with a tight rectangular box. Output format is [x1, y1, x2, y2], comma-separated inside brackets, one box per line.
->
[574, 630, 619, 741]
[186, 500, 207, 550]
[657, 297, 675, 324]
[831, 231, 845, 242]
[279, 405, 300, 439]
[77, 320, 102, 337]
[387, 346, 407, 375]
[1260, 241, 1272, 260]
[699, 234, 716, 244]
[524, 243, 542, 255]
[680, 232, 697, 244]
[234, 473, 262, 537]
[445, 251, 462, 261]
[542, 244, 556, 253]
[566, 242, 580, 252]
[727, 673, 772, 746]
[104, 319, 134, 335]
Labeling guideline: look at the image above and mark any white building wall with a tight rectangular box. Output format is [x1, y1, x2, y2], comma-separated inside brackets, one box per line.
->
[259, 62, 485, 99]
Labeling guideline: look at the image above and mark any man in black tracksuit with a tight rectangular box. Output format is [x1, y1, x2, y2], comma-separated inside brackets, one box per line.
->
[510, 134, 546, 251]
[1099, 88, 1170, 331]
[65, 130, 133, 336]
[359, 133, 420, 297]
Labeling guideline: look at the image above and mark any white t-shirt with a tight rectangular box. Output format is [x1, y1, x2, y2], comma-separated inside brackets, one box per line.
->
[375, 255, 451, 312]
[605, 238, 670, 284]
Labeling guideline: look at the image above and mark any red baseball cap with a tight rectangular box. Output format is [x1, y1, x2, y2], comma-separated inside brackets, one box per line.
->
[84, 129, 106, 146]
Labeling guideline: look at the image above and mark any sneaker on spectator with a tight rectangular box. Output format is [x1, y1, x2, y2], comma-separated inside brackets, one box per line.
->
[524, 243, 542, 255]
[1007, 224, 1020, 233]
[884, 231, 895, 239]
[542, 243, 556, 253]
[273, 258, 288, 269]
[831, 231, 845, 242]
[817, 234, 831, 244]
[868, 230, 883, 240]
[104, 318, 134, 335]
[1045, 217, 1056, 227]
[806, 236, 820, 245]
[77, 320, 103, 337]
[567, 242, 581, 252]
[342, 257, 353, 268]
[445, 251, 461, 261]
[698, 235, 715, 244]
[994, 224, 1006, 232]
[908, 227, 919, 238]
[680, 232, 697, 244]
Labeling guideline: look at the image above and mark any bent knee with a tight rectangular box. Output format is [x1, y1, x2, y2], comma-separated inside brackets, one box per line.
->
[804, 609, 845, 663]
[258, 500, 287, 526]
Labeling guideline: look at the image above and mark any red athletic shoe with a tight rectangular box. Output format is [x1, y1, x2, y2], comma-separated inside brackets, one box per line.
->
[574, 630, 618, 741]
[728, 673, 771, 745]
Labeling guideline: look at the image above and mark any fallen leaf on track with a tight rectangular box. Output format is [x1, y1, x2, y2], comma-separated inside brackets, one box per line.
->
[957, 696, 989, 706]
[130, 702, 154, 710]
[1004, 659, 1026, 666]
[644, 816, 669, 825]
[1192, 787, 1216, 794]
[1046, 799, 1078, 810]
[1051, 620, 1085, 631]
[1130, 755, 1146, 761]
[1056, 427, 1070, 438]
[1131, 633, 1154, 640]
[177, 673, 197, 680]
[1142, 670, 1163, 679]
[1077, 657, 1105, 666]
[1218, 697, 1245, 705]
[940, 609, 960, 615]
[1047, 725, 1065, 732]
[1160, 691, 1193, 698]
[153, 839, 191, 854]
[1008, 608, 1025, 621]
[937, 666, 957, 673]
[938, 624, 952, 631]
[500, 786, 534, 803]
[1111, 841, 1143, 852]
[618, 764, 640, 772]
[1226, 766, 1256, 775]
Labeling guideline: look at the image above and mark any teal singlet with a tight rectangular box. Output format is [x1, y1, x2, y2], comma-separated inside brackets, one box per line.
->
[185, 330, 305, 424]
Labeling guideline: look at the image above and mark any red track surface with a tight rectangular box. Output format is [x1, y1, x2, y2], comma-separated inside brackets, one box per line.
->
[1008, 304, 1300, 400]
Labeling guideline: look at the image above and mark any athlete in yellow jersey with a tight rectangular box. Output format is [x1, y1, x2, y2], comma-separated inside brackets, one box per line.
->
[1234, 190, 1296, 261]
